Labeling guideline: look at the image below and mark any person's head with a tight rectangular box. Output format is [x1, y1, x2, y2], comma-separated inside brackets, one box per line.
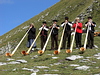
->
[42, 21, 47, 25]
[30, 23, 34, 27]
[53, 20, 58, 24]
[75, 17, 80, 22]
[65, 17, 69, 21]
[88, 17, 92, 22]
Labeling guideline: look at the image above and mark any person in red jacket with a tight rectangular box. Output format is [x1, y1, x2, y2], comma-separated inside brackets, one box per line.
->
[72, 17, 83, 49]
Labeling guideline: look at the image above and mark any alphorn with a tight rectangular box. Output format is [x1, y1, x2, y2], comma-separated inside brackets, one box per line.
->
[66, 24, 78, 53]
[94, 32, 100, 36]
[54, 23, 66, 54]
[80, 24, 89, 51]
[38, 26, 54, 54]
[5, 28, 31, 57]
[21, 29, 42, 55]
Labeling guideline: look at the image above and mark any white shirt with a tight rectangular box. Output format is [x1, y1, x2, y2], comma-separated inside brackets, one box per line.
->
[85, 22, 96, 30]
[61, 22, 72, 27]
[39, 26, 49, 31]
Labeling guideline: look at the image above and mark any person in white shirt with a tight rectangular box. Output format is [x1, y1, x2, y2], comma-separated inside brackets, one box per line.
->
[61, 17, 72, 49]
[49, 20, 60, 50]
[39, 22, 49, 49]
[85, 17, 96, 49]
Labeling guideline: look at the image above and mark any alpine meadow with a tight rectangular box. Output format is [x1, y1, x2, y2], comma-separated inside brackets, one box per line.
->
[0, 0, 100, 75]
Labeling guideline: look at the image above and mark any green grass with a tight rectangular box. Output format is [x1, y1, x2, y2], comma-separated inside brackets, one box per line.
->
[0, 47, 100, 75]
[0, 0, 100, 75]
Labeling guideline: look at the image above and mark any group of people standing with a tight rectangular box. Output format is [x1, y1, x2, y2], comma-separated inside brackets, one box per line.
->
[27, 16, 96, 51]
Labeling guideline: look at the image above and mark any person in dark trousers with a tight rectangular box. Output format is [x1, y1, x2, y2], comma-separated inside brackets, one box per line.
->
[72, 17, 83, 49]
[85, 17, 96, 49]
[39, 22, 49, 50]
[27, 23, 36, 50]
[61, 17, 72, 49]
[49, 20, 60, 50]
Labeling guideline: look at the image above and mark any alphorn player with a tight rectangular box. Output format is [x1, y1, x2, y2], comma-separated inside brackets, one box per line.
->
[85, 17, 96, 49]
[49, 20, 60, 50]
[61, 17, 72, 49]
[72, 17, 83, 49]
[39, 22, 49, 50]
[27, 23, 36, 50]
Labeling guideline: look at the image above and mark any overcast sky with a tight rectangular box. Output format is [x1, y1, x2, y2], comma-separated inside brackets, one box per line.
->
[0, 0, 60, 36]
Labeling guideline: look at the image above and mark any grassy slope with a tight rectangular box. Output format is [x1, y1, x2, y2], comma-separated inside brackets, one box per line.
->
[0, 0, 100, 75]
[0, 0, 94, 49]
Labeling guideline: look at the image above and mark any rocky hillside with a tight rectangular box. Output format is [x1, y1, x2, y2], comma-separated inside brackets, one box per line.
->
[0, 0, 100, 54]
[0, 0, 100, 75]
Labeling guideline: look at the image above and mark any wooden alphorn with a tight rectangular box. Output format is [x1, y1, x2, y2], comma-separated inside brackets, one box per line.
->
[5, 28, 30, 57]
[80, 23, 90, 51]
[66, 24, 78, 53]
[54, 23, 66, 54]
[21, 29, 42, 55]
[38, 26, 54, 54]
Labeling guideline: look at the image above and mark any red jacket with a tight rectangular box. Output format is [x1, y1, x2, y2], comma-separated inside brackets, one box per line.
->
[72, 22, 82, 33]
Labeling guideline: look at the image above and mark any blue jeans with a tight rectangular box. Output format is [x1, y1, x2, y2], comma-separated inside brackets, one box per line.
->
[27, 39, 36, 48]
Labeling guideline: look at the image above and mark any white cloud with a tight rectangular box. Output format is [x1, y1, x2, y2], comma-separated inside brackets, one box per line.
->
[0, 0, 14, 4]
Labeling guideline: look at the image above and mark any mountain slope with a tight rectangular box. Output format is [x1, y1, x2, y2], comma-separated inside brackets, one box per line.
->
[0, 0, 100, 75]
[1, 0, 100, 53]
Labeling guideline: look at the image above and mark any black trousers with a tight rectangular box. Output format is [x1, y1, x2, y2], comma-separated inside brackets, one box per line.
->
[87, 31, 94, 48]
[62, 32, 71, 49]
[41, 35, 47, 49]
[75, 33, 82, 47]
[51, 34, 58, 50]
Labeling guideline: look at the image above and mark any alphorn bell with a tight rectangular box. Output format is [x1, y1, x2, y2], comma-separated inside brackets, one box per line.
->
[38, 26, 54, 54]
[80, 23, 90, 51]
[54, 23, 66, 54]
[5, 28, 31, 57]
[94, 32, 100, 36]
[21, 29, 42, 55]
[66, 23, 78, 53]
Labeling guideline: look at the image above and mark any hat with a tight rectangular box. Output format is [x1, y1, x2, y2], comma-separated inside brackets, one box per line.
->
[88, 17, 92, 19]
[53, 20, 58, 22]
[65, 17, 69, 20]
[30, 23, 34, 25]
[75, 17, 80, 20]
[42, 21, 47, 24]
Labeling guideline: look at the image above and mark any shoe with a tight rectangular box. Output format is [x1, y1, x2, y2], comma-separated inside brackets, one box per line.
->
[33, 46, 37, 48]
[90, 47, 93, 49]
[76, 47, 79, 49]
[30, 49, 34, 54]
[61, 47, 65, 49]
[86, 47, 89, 49]
[32, 48, 34, 50]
